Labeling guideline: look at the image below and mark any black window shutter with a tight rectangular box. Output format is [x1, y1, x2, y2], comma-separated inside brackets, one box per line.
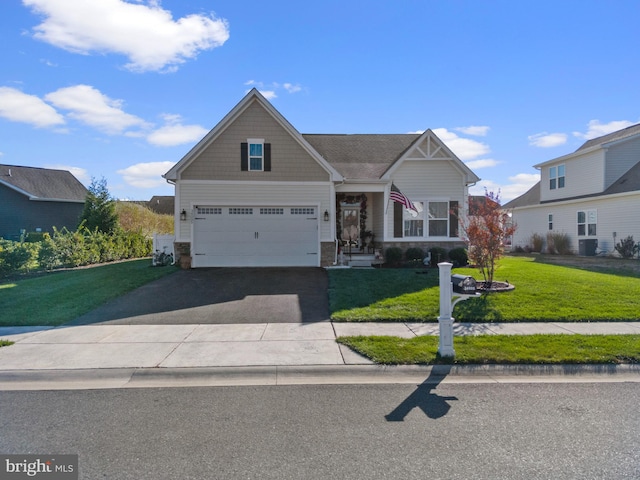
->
[393, 202, 403, 238]
[449, 200, 459, 237]
[240, 143, 248, 171]
[264, 143, 271, 171]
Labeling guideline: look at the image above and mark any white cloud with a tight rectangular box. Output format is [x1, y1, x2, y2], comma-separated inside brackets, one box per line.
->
[470, 173, 540, 203]
[283, 83, 302, 94]
[455, 126, 490, 137]
[46, 164, 90, 184]
[117, 161, 175, 188]
[259, 90, 277, 100]
[432, 128, 490, 160]
[573, 119, 635, 140]
[0, 86, 65, 128]
[465, 159, 499, 170]
[245, 80, 303, 98]
[528, 132, 568, 148]
[45, 85, 147, 134]
[24, 0, 229, 72]
[147, 122, 208, 147]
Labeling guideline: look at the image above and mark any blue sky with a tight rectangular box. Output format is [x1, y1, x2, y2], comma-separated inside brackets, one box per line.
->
[1, 0, 639, 202]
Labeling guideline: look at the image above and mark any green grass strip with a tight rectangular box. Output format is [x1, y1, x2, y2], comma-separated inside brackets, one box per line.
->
[0, 339, 14, 348]
[0, 259, 177, 327]
[328, 256, 640, 322]
[337, 334, 640, 365]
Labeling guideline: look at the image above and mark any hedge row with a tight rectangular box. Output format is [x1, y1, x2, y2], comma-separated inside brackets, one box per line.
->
[0, 227, 152, 275]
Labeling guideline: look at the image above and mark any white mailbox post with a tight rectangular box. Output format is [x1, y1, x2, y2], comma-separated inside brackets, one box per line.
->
[437, 262, 480, 358]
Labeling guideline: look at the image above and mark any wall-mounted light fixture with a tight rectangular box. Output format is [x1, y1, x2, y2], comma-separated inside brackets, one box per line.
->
[180, 209, 187, 221]
[323, 210, 329, 222]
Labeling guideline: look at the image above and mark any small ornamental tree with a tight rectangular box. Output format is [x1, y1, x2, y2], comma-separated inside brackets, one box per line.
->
[79, 177, 118, 234]
[461, 190, 517, 287]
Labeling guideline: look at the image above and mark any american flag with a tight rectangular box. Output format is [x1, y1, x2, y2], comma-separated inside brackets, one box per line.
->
[390, 183, 418, 214]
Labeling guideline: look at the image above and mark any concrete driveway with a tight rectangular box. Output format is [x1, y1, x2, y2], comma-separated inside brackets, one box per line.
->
[67, 267, 330, 325]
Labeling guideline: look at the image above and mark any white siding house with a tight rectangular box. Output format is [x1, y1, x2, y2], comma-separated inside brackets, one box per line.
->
[506, 123, 640, 255]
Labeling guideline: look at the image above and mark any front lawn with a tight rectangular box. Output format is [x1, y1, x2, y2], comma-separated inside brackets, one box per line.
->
[0, 259, 177, 327]
[328, 256, 640, 322]
[337, 334, 640, 364]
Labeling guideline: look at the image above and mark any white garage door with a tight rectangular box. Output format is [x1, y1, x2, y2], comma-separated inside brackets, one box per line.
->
[192, 206, 319, 267]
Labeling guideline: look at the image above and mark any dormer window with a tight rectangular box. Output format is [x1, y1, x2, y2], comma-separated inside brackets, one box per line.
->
[549, 164, 565, 189]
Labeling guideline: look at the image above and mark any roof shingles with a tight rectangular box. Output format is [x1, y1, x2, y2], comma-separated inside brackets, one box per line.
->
[0, 164, 87, 202]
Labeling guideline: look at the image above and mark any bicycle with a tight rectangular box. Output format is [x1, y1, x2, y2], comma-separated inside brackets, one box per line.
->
[152, 246, 174, 266]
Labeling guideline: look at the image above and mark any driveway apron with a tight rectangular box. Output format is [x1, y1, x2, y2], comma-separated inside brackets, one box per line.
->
[66, 267, 330, 325]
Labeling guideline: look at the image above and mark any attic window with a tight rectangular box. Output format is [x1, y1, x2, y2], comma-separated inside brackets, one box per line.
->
[241, 140, 271, 172]
[248, 139, 263, 171]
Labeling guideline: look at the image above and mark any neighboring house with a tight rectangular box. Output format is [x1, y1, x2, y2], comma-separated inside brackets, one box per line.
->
[0, 164, 88, 240]
[163, 89, 480, 267]
[147, 196, 174, 215]
[505, 123, 640, 255]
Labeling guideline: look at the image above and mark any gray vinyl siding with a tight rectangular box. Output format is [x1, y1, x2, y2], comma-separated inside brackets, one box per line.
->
[540, 150, 605, 202]
[511, 192, 640, 254]
[605, 136, 640, 189]
[181, 101, 330, 182]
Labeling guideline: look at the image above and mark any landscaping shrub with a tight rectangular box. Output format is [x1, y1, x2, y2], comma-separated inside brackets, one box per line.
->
[530, 233, 544, 253]
[405, 247, 424, 262]
[615, 235, 638, 259]
[0, 240, 39, 274]
[4, 227, 153, 276]
[384, 247, 403, 266]
[24, 232, 46, 243]
[546, 232, 572, 255]
[448, 247, 469, 267]
[428, 246, 448, 266]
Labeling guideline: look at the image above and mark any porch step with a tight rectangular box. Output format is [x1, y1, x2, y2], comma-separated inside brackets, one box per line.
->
[345, 255, 377, 268]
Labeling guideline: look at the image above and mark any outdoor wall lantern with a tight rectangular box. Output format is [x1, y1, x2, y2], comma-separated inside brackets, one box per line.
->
[180, 209, 187, 221]
[323, 210, 329, 222]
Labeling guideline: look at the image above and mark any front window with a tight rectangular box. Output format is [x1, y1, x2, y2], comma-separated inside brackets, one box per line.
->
[403, 202, 423, 237]
[548, 214, 553, 230]
[248, 140, 263, 171]
[577, 210, 596, 236]
[550, 164, 565, 190]
[428, 201, 449, 236]
[402, 201, 451, 237]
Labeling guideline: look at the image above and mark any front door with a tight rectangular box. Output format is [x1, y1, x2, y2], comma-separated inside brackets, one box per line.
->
[342, 206, 360, 247]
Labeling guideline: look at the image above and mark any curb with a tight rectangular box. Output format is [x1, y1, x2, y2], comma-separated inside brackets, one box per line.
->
[1, 364, 638, 391]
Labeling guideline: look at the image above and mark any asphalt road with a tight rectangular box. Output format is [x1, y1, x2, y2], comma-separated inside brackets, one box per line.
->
[1, 382, 639, 479]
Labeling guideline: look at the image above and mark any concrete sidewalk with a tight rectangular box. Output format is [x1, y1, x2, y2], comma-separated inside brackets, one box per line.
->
[1, 322, 639, 372]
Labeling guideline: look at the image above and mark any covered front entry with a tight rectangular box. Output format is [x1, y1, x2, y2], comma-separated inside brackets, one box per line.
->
[192, 205, 319, 267]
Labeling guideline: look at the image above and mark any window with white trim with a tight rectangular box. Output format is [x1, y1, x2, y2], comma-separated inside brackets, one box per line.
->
[577, 209, 596, 236]
[398, 201, 456, 238]
[548, 213, 553, 230]
[428, 201, 449, 236]
[248, 139, 263, 171]
[550, 164, 565, 190]
[403, 202, 423, 237]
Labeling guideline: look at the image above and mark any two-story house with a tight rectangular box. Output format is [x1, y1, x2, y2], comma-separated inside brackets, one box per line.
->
[505, 123, 640, 255]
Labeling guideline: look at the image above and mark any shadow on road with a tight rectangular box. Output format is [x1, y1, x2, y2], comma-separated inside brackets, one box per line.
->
[385, 366, 457, 421]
